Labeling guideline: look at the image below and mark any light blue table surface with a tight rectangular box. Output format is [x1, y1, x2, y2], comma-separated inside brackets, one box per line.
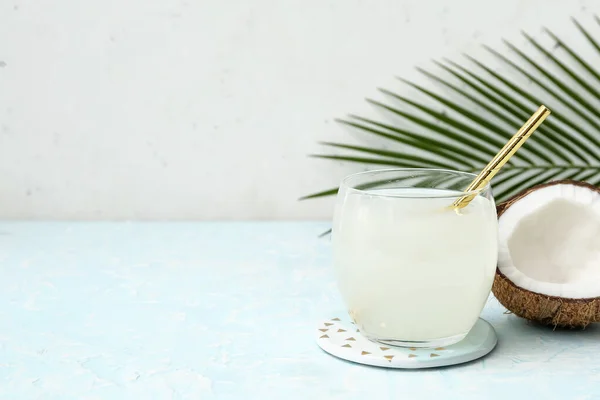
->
[1, 221, 599, 399]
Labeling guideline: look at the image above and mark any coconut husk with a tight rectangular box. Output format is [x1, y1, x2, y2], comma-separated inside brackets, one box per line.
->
[492, 179, 600, 328]
[493, 269, 600, 328]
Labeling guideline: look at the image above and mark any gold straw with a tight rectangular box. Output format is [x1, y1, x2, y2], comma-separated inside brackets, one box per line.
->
[452, 105, 551, 210]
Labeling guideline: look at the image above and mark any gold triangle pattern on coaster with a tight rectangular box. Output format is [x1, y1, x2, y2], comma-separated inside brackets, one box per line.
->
[315, 315, 498, 369]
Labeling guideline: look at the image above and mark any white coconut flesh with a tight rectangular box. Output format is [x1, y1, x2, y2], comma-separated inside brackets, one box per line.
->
[498, 183, 600, 299]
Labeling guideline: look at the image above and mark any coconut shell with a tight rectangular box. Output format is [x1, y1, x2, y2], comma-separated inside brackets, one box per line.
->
[493, 269, 600, 328]
[492, 179, 600, 328]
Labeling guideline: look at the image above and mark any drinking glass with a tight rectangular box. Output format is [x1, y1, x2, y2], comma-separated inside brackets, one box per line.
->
[332, 168, 498, 348]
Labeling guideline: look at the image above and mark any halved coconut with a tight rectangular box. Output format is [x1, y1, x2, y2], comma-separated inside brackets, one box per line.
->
[493, 179, 600, 327]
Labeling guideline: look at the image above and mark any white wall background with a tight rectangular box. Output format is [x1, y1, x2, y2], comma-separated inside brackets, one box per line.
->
[0, 0, 597, 220]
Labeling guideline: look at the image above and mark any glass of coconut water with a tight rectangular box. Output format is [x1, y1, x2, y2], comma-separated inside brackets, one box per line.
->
[333, 168, 498, 348]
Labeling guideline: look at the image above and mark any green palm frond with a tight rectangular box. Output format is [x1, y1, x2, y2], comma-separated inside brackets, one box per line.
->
[304, 17, 600, 202]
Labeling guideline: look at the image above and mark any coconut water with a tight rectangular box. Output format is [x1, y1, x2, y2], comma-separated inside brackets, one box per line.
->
[333, 187, 498, 346]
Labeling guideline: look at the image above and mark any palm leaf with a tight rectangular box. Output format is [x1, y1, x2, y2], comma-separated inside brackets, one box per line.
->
[462, 54, 594, 162]
[304, 16, 600, 204]
[343, 116, 484, 166]
[482, 45, 600, 148]
[543, 27, 600, 85]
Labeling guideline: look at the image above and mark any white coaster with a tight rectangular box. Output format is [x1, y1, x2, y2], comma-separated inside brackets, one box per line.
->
[316, 315, 497, 369]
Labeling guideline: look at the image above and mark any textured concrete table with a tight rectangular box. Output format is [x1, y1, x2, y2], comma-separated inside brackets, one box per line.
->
[1, 222, 599, 399]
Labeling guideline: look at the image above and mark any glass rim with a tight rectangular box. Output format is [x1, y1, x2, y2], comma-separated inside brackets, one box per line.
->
[340, 168, 491, 199]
